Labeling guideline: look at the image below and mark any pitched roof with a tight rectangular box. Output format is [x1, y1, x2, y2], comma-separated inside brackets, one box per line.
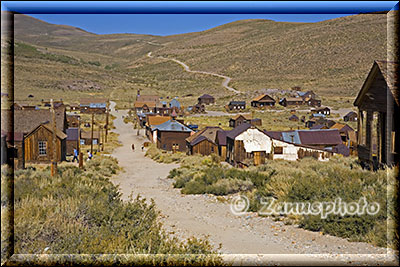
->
[2, 109, 66, 135]
[26, 123, 67, 140]
[146, 115, 172, 127]
[152, 120, 193, 132]
[134, 101, 159, 108]
[330, 123, 354, 132]
[252, 94, 275, 102]
[289, 114, 299, 120]
[310, 124, 327, 130]
[198, 94, 214, 99]
[298, 129, 342, 145]
[229, 101, 246, 105]
[169, 98, 181, 108]
[231, 114, 252, 120]
[344, 111, 357, 118]
[186, 126, 222, 145]
[66, 128, 79, 141]
[264, 130, 283, 140]
[226, 123, 252, 139]
[354, 60, 399, 106]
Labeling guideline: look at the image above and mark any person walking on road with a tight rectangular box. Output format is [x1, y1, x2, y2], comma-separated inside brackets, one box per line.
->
[72, 148, 79, 163]
[87, 150, 93, 161]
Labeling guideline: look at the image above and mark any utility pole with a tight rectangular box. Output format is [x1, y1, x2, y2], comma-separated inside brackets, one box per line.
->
[98, 123, 101, 152]
[105, 101, 109, 143]
[90, 112, 94, 155]
[50, 99, 57, 176]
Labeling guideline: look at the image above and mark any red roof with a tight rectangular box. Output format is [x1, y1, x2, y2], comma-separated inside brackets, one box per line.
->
[298, 129, 342, 146]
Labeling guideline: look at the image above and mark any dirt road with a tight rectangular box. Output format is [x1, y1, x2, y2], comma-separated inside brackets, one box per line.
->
[109, 103, 394, 265]
[147, 52, 241, 94]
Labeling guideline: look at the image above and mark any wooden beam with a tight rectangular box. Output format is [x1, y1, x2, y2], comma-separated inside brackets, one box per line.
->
[90, 112, 94, 155]
[50, 99, 57, 176]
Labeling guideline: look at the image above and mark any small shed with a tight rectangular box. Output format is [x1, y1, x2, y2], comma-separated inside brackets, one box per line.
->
[279, 97, 304, 107]
[198, 94, 215, 105]
[24, 123, 67, 163]
[251, 94, 275, 107]
[289, 114, 299, 121]
[343, 111, 358, 122]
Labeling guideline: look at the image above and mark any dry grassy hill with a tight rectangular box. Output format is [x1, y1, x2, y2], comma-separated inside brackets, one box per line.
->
[8, 13, 389, 107]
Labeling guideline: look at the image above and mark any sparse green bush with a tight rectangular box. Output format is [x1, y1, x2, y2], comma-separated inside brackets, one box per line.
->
[168, 155, 397, 249]
[11, 157, 222, 263]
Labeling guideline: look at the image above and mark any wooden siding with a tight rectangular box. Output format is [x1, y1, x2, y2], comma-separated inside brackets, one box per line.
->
[24, 126, 66, 163]
[157, 131, 191, 152]
[189, 139, 217, 156]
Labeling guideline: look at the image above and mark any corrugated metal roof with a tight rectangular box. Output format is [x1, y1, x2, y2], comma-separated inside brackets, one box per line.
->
[229, 101, 246, 105]
[147, 116, 172, 127]
[282, 131, 301, 144]
[298, 129, 342, 145]
[152, 120, 193, 132]
[264, 130, 283, 140]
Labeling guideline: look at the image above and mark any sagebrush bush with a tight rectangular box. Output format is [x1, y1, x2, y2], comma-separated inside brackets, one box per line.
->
[11, 157, 222, 264]
[168, 155, 398, 249]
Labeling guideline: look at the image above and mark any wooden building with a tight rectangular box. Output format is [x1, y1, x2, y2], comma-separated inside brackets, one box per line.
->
[80, 130, 100, 145]
[66, 127, 79, 155]
[227, 101, 246, 111]
[186, 126, 222, 156]
[226, 124, 271, 166]
[279, 97, 304, 107]
[229, 114, 262, 128]
[343, 111, 358, 122]
[311, 107, 330, 116]
[289, 114, 299, 121]
[80, 98, 108, 114]
[152, 120, 193, 152]
[251, 94, 275, 108]
[145, 115, 172, 142]
[198, 94, 215, 105]
[66, 113, 80, 128]
[24, 123, 67, 163]
[354, 60, 399, 168]
[216, 130, 228, 160]
[188, 103, 205, 114]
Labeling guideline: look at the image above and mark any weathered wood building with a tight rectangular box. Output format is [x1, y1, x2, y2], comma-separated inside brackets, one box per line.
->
[229, 114, 262, 128]
[279, 97, 304, 107]
[66, 127, 79, 155]
[186, 126, 222, 156]
[343, 111, 358, 122]
[251, 94, 275, 107]
[311, 107, 331, 116]
[80, 98, 108, 114]
[152, 119, 193, 152]
[227, 101, 246, 111]
[24, 123, 67, 163]
[198, 94, 215, 105]
[354, 60, 399, 168]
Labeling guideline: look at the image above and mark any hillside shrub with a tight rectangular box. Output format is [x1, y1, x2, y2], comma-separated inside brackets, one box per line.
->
[10, 157, 222, 264]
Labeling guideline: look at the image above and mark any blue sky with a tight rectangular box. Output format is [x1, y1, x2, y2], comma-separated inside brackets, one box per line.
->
[3, 1, 398, 36]
[27, 14, 355, 36]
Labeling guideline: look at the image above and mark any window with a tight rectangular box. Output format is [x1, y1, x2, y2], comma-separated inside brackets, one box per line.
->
[172, 143, 179, 150]
[38, 141, 47, 156]
[80, 139, 85, 145]
[93, 139, 98, 145]
[274, 146, 283, 154]
[211, 146, 214, 152]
